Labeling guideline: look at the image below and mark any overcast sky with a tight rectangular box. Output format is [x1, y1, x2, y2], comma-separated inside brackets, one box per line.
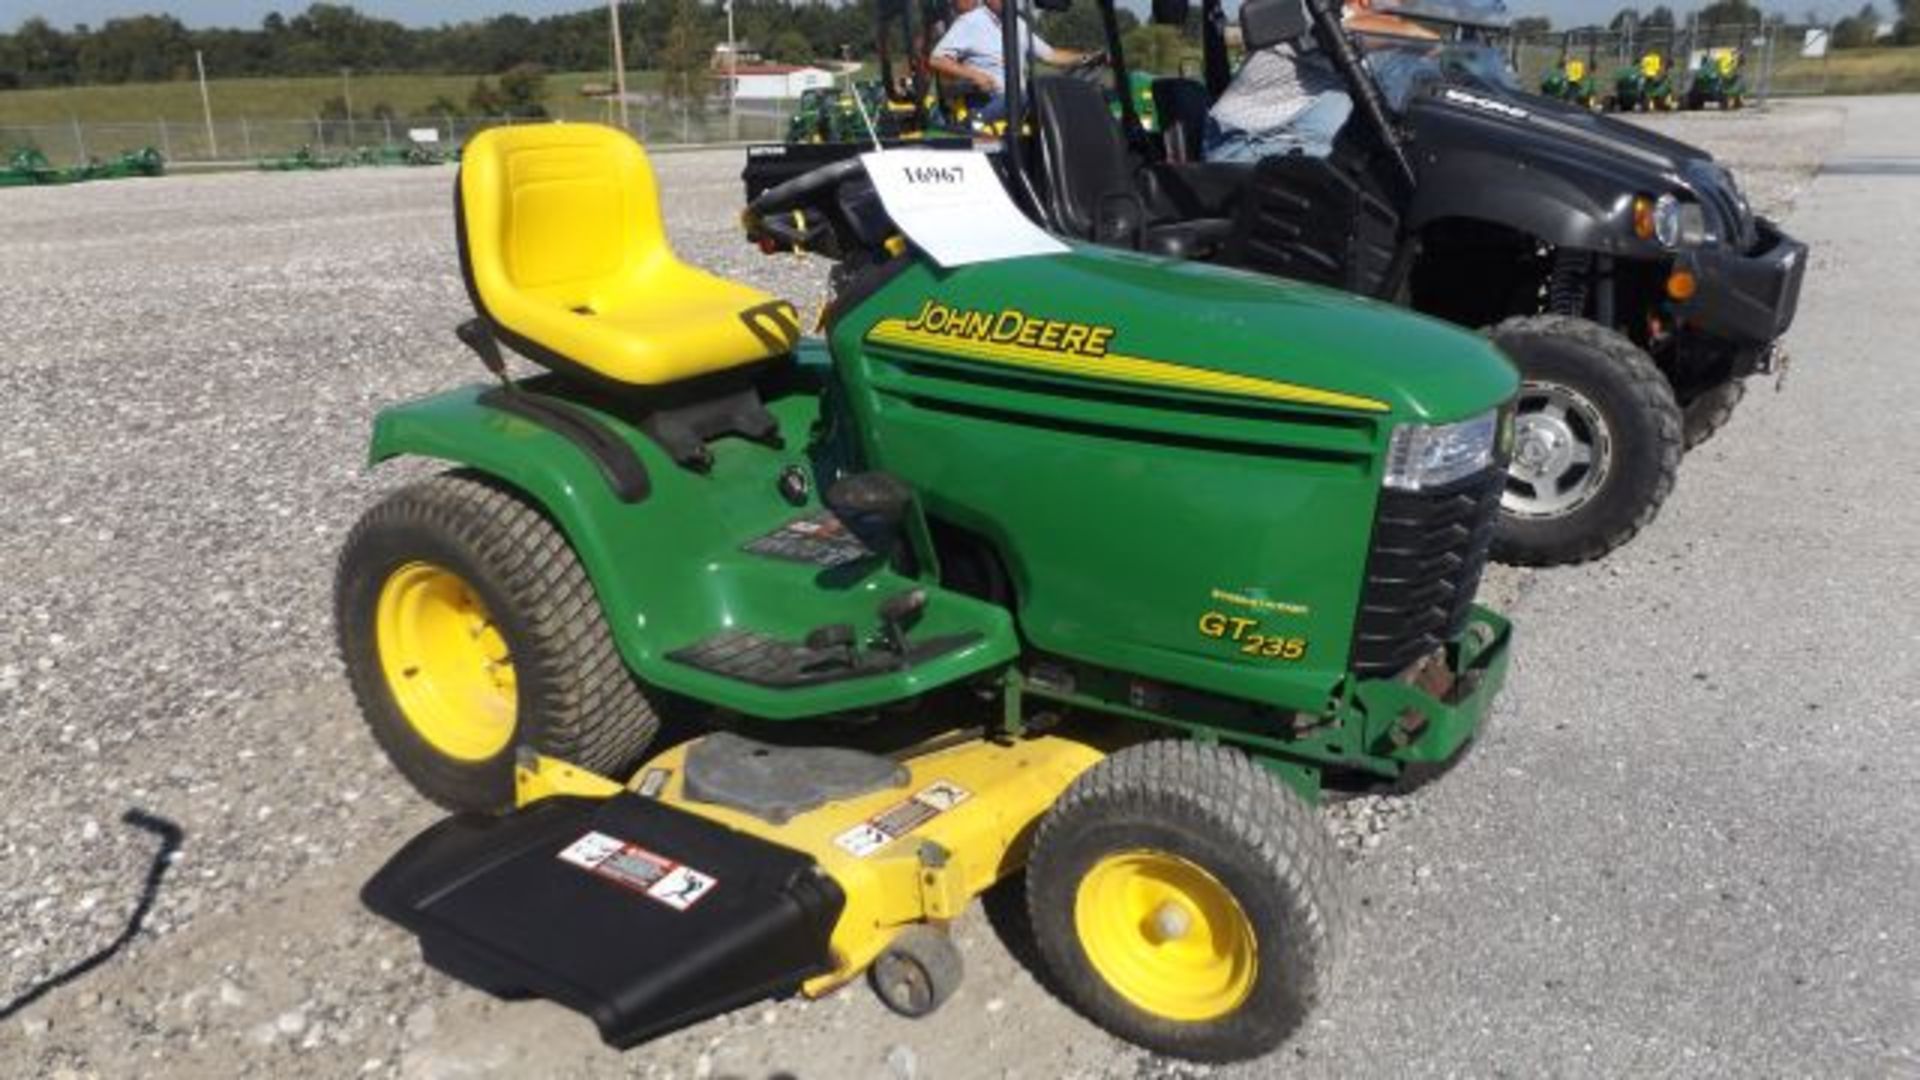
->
[3, 0, 1868, 32]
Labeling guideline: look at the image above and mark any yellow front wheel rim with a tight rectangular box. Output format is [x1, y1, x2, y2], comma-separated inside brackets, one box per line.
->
[375, 561, 517, 761]
[1074, 851, 1259, 1022]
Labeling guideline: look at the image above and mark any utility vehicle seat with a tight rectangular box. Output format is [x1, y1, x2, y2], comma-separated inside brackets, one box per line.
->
[1029, 77, 1231, 259]
[458, 123, 799, 388]
[1150, 77, 1211, 164]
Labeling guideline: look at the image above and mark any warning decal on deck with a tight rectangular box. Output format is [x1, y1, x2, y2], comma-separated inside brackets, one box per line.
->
[833, 780, 972, 858]
[557, 830, 719, 911]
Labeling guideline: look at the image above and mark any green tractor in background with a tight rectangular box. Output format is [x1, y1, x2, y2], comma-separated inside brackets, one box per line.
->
[1, 145, 164, 186]
[1686, 48, 1746, 110]
[342, 120, 1515, 1063]
[1608, 50, 1678, 112]
[1538, 32, 1599, 109]
[783, 0, 1156, 145]
[0, 147, 60, 186]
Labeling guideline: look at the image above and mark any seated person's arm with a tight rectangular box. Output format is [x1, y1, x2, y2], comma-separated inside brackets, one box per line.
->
[1029, 33, 1091, 68]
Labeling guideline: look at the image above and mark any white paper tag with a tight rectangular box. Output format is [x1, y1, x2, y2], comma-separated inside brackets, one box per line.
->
[860, 150, 1068, 268]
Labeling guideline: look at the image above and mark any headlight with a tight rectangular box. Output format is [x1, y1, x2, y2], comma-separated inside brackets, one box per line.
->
[1383, 409, 1502, 492]
[1640, 193, 1708, 249]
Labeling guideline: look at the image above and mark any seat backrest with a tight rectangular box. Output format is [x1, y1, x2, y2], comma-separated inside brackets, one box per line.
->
[1151, 77, 1211, 165]
[1030, 76, 1144, 245]
[458, 123, 667, 318]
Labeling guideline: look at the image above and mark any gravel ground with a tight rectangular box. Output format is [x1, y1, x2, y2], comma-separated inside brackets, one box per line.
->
[0, 100, 1861, 1079]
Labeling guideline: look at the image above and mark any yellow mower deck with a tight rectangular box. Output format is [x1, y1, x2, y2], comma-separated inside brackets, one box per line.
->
[362, 730, 1107, 1048]
[518, 733, 1106, 997]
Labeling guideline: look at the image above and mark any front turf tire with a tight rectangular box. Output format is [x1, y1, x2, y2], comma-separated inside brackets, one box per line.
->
[1490, 315, 1684, 567]
[1025, 742, 1350, 1063]
[335, 471, 659, 812]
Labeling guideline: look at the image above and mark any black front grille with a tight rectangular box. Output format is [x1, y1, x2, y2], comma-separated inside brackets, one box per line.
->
[1350, 468, 1502, 678]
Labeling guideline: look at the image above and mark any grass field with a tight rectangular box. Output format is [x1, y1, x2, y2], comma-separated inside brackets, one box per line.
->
[1767, 46, 1920, 95]
[0, 70, 673, 126]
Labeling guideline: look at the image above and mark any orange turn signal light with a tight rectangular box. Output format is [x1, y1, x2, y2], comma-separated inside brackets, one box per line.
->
[1633, 196, 1656, 240]
[1666, 270, 1697, 301]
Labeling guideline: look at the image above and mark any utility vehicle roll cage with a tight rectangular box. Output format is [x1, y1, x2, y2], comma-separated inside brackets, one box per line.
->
[999, 0, 1416, 192]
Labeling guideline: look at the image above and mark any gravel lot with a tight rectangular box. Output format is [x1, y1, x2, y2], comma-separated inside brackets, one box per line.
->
[0, 98, 1892, 1079]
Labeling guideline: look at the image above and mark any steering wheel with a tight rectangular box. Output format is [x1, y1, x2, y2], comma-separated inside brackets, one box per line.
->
[745, 155, 875, 256]
[749, 155, 868, 220]
[1062, 50, 1111, 78]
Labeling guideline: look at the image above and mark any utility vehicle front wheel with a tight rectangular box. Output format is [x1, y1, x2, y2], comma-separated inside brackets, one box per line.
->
[335, 471, 659, 812]
[1025, 742, 1350, 1063]
[1489, 315, 1683, 566]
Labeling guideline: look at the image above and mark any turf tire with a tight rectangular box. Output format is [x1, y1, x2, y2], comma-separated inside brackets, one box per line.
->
[1025, 741, 1351, 1062]
[335, 470, 659, 811]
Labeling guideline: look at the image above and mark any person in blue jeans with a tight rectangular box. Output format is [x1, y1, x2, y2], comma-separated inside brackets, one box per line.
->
[1203, 40, 1353, 162]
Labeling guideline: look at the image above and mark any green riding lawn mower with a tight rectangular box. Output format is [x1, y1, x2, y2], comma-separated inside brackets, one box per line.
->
[1685, 49, 1747, 110]
[1607, 51, 1679, 113]
[783, 0, 1157, 147]
[339, 113, 1517, 1061]
[1537, 33, 1598, 110]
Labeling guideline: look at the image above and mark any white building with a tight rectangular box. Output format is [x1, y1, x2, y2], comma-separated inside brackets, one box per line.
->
[721, 64, 836, 101]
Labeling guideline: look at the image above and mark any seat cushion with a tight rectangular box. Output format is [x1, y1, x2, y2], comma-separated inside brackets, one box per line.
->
[460, 124, 801, 388]
[494, 261, 800, 387]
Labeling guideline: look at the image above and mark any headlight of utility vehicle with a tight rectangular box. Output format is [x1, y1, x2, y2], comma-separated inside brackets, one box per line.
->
[1634, 193, 1708, 249]
[1383, 409, 1502, 492]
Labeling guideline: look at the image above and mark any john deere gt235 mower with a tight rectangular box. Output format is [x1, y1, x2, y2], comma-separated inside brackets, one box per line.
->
[339, 122, 1515, 1062]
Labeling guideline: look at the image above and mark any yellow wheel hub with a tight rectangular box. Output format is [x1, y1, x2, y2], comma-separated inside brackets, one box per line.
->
[375, 561, 517, 761]
[1074, 850, 1259, 1022]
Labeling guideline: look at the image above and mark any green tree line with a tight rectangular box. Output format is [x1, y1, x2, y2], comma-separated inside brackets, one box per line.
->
[0, 1, 883, 91]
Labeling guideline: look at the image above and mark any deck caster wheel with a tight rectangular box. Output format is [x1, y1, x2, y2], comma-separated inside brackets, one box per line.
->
[1026, 741, 1351, 1062]
[870, 925, 964, 1018]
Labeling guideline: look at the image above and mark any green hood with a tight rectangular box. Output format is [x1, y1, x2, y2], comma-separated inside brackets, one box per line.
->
[856, 245, 1517, 424]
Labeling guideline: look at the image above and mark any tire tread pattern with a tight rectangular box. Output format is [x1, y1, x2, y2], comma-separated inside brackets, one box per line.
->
[335, 471, 658, 810]
[1025, 741, 1351, 1062]
[1490, 314, 1683, 566]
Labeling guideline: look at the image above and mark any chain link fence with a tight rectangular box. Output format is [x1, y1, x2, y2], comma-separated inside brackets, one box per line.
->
[0, 95, 796, 169]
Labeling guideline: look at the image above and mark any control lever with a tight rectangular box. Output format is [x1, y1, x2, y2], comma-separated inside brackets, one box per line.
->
[825, 472, 914, 559]
[456, 318, 514, 392]
[802, 623, 857, 671]
[876, 589, 928, 657]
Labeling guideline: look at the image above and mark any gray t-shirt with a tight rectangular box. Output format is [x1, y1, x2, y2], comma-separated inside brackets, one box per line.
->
[1208, 47, 1344, 136]
[931, 7, 1062, 91]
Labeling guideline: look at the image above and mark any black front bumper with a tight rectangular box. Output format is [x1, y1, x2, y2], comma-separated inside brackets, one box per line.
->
[1675, 216, 1808, 347]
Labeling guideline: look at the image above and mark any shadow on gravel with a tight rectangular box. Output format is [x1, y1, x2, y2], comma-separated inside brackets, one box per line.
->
[0, 809, 184, 1021]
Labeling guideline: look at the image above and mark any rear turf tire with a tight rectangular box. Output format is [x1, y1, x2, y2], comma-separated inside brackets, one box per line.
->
[335, 471, 659, 812]
[1489, 315, 1683, 567]
[1025, 742, 1350, 1063]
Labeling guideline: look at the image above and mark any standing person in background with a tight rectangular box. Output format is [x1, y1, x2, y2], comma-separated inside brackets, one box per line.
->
[927, 0, 1093, 124]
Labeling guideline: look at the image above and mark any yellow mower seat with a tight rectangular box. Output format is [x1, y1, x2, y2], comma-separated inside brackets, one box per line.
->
[458, 123, 798, 387]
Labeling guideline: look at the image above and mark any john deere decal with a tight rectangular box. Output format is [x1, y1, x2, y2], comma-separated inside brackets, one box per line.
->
[868, 305, 1390, 413]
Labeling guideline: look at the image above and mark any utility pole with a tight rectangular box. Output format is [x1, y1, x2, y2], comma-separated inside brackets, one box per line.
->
[727, 0, 738, 140]
[342, 66, 354, 143]
[196, 50, 219, 158]
[608, 0, 631, 131]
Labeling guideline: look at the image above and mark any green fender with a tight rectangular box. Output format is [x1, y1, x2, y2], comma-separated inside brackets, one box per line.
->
[366, 382, 1021, 720]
